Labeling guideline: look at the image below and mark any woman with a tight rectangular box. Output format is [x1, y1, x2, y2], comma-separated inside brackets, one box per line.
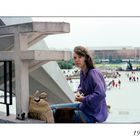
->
[73, 46, 108, 123]
[51, 46, 108, 123]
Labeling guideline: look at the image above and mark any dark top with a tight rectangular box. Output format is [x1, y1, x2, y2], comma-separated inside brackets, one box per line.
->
[78, 68, 108, 123]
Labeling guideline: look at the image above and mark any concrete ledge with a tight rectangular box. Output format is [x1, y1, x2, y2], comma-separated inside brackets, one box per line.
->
[0, 50, 72, 61]
[0, 22, 70, 35]
[0, 111, 46, 123]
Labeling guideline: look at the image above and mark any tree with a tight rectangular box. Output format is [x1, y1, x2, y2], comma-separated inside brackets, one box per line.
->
[57, 59, 74, 69]
[108, 55, 113, 63]
[116, 56, 122, 63]
[94, 56, 101, 64]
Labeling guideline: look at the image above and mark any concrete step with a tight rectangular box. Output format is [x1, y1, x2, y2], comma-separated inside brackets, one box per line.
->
[0, 111, 46, 123]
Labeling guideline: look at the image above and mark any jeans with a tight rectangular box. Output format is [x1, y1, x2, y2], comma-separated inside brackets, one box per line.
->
[50, 102, 95, 123]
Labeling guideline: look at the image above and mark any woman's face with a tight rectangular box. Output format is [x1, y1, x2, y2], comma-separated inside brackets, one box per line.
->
[73, 52, 86, 69]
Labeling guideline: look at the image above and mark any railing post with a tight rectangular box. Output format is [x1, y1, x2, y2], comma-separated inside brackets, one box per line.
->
[0, 61, 13, 116]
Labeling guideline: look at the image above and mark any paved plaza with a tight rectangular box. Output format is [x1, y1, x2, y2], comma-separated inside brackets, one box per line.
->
[105, 71, 140, 123]
[68, 70, 140, 123]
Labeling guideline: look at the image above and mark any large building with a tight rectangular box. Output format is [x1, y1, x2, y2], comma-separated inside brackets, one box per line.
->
[89, 46, 140, 61]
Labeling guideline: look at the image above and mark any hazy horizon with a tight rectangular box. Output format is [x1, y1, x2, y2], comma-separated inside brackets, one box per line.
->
[32, 17, 140, 50]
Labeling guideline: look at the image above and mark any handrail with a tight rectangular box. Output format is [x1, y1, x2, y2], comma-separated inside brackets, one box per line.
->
[0, 61, 13, 116]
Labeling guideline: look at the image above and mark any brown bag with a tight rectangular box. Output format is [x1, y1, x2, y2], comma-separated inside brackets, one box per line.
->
[54, 108, 75, 123]
[28, 91, 54, 123]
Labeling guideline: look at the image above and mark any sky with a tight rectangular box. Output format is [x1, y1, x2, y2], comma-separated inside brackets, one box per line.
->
[1, 16, 140, 50]
[33, 17, 140, 50]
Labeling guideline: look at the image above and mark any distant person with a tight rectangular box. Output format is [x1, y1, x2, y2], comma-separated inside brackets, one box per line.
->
[107, 105, 111, 113]
[137, 77, 139, 82]
[133, 76, 136, 82]
[118, 80, 121, 89]
[126, 73, 129, 78]
[129, 76, 132, 82]
[112, 80, 115, 87]
[116, 71, 121, 77]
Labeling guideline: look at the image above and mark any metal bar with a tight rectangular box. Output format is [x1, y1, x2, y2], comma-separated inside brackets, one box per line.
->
[9, 61, 12, 105]
[0, 102, 7, 104]
[6, 104, 9, 116]
[0, 61, 13, 116]
[4, 62, 7, 104]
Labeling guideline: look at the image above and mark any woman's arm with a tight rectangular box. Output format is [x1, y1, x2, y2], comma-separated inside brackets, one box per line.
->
[82, 70, 106, 109]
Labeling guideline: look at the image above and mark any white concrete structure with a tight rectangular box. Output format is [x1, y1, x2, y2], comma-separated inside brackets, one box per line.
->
[0, 18, 74, 120]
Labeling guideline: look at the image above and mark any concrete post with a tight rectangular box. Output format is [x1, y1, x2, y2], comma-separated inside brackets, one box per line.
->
[14, 33, 29, 119]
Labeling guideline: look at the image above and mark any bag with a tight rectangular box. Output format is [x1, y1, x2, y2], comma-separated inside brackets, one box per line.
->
[28, 90, 54, 123]
[53, 108, 75, 123]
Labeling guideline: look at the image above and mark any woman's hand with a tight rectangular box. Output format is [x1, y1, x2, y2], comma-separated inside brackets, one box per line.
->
[75, 92, 84, 102]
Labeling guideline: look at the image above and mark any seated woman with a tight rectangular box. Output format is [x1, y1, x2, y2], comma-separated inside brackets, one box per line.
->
[51, 46, 108, 123]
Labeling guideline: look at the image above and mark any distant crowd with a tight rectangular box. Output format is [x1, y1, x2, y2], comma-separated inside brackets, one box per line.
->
[126, 71, 139, 82]
[108, 71, 139, 90]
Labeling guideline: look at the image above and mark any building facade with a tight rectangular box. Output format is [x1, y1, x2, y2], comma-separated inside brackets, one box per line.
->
[89, 47, 140, 61]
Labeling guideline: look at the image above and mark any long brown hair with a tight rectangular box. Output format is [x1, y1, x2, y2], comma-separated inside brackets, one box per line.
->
[74, 46, 95, 69]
